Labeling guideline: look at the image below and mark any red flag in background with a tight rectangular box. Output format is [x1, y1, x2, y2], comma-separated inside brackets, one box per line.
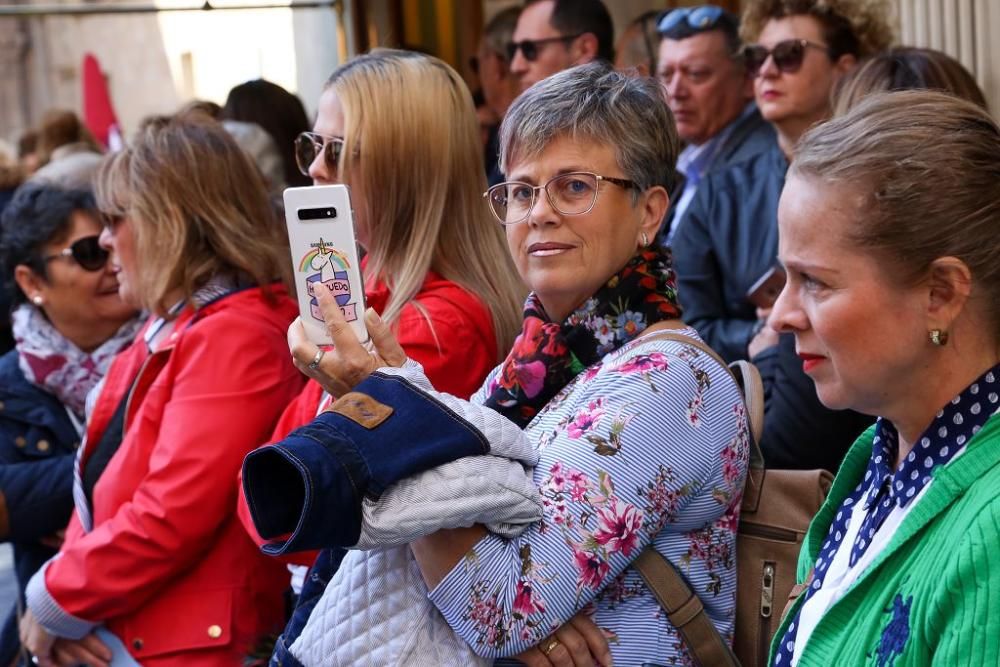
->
[82, 53, 122, 150]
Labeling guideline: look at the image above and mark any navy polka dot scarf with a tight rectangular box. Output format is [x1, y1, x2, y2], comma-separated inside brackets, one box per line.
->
[773, 364, 1000, 665]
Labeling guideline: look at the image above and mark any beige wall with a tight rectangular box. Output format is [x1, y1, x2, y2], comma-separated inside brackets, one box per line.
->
[894, 0, 999, 114]
[0, 1, 342, 145]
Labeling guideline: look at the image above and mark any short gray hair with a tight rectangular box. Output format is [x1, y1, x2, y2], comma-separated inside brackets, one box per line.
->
[499, 61, 679, 194]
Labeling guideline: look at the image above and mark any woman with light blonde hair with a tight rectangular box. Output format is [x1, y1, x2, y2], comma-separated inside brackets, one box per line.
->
[20, 114, 304, 667]
[297, 48, 523, 352]
[238, 48, 538, 664]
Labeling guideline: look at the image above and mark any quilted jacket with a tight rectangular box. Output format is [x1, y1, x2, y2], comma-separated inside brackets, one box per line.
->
[243, 362, 541, 666]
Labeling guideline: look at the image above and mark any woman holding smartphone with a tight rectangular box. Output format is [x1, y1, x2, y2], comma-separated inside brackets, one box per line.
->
[240, 50, 613, 667]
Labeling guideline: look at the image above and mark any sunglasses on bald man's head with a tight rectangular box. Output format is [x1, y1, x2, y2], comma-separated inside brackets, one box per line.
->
[742, 39, 833, 78]
[656, 5, 726, 34]
[43, 235, 109, 272]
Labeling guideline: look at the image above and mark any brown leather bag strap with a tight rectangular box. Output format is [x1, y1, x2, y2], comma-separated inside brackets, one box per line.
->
[633, 547, 741, 666]
[640, 332, 765, 466]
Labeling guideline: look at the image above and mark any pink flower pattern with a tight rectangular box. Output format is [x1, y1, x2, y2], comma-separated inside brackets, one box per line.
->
[445, 335, 748, 660]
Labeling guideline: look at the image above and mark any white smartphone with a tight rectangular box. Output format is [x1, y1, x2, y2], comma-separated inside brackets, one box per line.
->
[283, 185, 368, 345]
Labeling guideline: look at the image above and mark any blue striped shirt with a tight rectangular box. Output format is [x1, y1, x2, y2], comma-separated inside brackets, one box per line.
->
[428, 328, 749, 665]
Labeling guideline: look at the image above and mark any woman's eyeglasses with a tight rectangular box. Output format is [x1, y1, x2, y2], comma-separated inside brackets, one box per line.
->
[742, 39, 833, 78]
[484, 171, 637, 226]
[43, 235, 109, 272]
[505, 34, 583, 63]
[294, 131, 345, 177]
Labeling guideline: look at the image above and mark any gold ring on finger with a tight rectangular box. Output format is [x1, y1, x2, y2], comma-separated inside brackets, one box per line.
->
[540, 635, 561, 656]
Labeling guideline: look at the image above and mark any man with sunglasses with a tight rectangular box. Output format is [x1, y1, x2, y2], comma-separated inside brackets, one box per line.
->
[656, 5, 775, 242]
[672, 0, 892, 473]
[476, 6, 521, 186]
[507, 0, 613, 92]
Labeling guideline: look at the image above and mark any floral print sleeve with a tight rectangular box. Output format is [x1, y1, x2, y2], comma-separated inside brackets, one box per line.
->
[428, 331, 750, 662]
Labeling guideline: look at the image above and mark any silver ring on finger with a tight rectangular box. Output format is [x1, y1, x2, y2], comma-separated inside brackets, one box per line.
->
[307, 347, 326, 371]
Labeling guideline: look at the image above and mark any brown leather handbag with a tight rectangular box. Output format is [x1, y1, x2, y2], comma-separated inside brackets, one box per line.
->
[632, 333, 832, 666]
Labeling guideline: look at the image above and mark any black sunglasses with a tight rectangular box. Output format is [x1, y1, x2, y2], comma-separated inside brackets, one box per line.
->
[506, 33, 583, 62]
[43, 235, 109, 272]
[295, 131, 346, 177]
[742, 39, 833, 78]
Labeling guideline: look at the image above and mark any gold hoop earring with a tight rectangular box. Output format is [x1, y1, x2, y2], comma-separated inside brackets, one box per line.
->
[929, 329, 949, 346]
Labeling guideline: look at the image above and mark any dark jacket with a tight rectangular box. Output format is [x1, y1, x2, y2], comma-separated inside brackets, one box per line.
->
[673, 144, 788, 362]
[0, 349, 80, 664]
[663, 105, 777, 239]
[672, 145, 871, 471]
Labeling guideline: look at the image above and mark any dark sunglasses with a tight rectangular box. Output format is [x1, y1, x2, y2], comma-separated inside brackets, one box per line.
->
[742, 39, 833, 78]
[43, 235, 109, 272]
[656, 5, 725, 34]
[505, 33, 583, 62]
[294, 131, 345, 177]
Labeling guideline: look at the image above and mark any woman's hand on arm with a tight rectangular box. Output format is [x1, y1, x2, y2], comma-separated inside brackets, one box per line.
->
[514, 612, 614, 667]
[288, 287, 406, 396]
[51, 634, 111, 667]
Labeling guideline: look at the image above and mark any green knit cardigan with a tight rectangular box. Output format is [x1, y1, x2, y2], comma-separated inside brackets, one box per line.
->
[769, 413, 1000, 666]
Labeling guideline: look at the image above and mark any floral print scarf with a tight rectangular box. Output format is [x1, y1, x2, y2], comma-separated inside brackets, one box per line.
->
[484, 246, 682, 428]
[12, 303, 143, 420]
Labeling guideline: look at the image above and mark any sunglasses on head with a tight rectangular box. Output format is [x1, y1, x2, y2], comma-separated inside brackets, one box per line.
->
[505, 33, 583, 62]
[295, 131, 345, 177]
[43, 235, 109, 272]
[742, 39, 833, 78]
[656, 5, 726, 34]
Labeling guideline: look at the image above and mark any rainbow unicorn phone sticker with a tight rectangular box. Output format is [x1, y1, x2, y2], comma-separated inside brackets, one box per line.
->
[283, 185, 368, 345]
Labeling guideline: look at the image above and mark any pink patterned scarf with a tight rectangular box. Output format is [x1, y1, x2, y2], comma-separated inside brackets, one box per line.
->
[12, 304, 144, 419]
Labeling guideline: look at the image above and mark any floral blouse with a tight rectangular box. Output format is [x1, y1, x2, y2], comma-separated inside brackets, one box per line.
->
[428, 327, 750, 665]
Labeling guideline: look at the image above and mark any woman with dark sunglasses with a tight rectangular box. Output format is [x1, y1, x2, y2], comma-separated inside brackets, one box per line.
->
[671, 0, 893, 473]
[0, 183, 142, 665]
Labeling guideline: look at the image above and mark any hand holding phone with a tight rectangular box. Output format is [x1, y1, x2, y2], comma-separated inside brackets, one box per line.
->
[284, 185, 368, 345]
[746, 265, 787, 310]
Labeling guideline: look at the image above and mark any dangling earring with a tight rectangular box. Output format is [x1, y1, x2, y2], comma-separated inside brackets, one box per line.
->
[31, 295, 43, 306]
[640, 232, 649, 247]
[929, 329, 949, 346]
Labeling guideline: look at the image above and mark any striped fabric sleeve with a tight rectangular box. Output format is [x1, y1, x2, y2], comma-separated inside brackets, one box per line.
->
[25, 560, 97, 639]
[428, 342, 740, 658]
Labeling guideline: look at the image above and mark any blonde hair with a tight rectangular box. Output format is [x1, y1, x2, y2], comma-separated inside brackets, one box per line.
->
[793, 90, 1000, 332]
[95, 114, 291, 316]
[832, 47, 987, 116]
[741, 0, 895, 58]
[327, 49, 524, 358]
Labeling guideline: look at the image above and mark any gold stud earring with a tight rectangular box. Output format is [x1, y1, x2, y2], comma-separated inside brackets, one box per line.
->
[929, 329, 949, 346]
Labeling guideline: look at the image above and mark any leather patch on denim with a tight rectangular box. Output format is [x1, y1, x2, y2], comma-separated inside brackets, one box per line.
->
[327, 391, 394, 429]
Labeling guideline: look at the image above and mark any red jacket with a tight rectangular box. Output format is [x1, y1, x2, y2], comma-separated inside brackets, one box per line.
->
[40, 286, 303, 666]
[239, 271, 500, 563]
